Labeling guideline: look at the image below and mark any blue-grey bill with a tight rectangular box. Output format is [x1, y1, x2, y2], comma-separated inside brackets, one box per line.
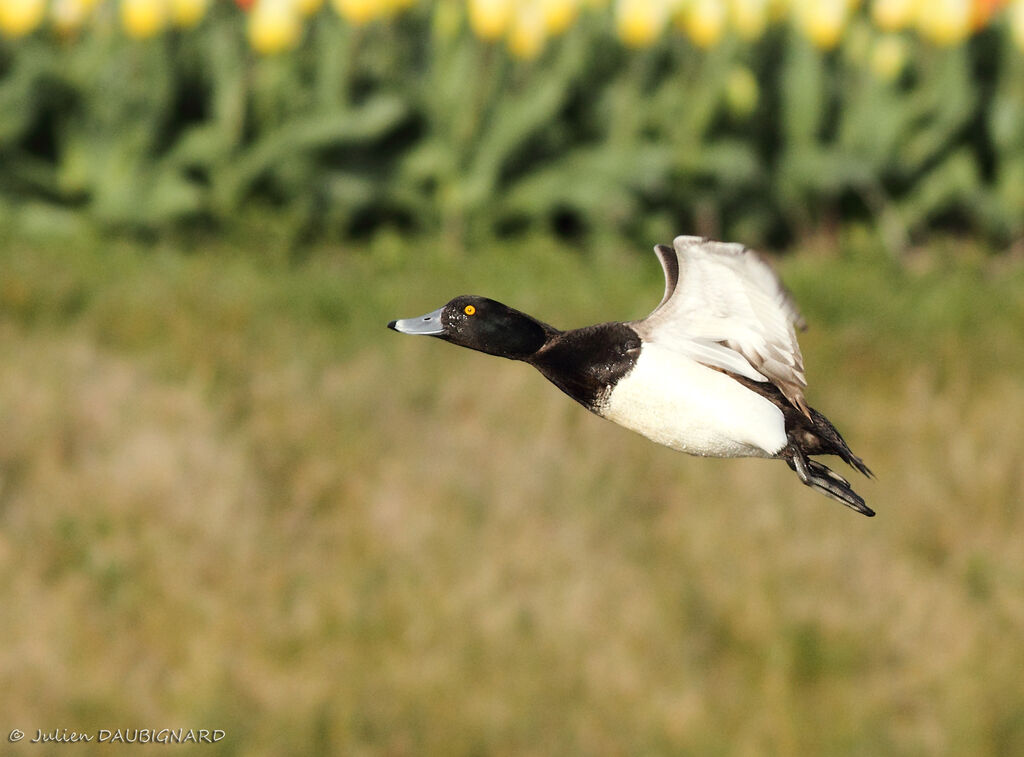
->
[388, 306, 445, 335]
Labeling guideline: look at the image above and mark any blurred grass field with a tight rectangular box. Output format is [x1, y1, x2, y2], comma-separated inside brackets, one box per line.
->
[2, 230, 1024, 755]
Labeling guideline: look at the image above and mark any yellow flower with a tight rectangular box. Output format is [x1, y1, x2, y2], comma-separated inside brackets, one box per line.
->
[52, 0, 95, 33]
[331, 0, 381, 23]
[841, 15, 872, 59]
[249, 0, 302, 53]
[508, 1, 547, 57]
[468, 0, 513, 39]
[916, 0, 970, 45]
[871, 0, 917, 30]
[374, 0, 414, 17]
[1011, 0, 1024, 52]
[121, 0, 167, 38]
[616, 0, 669, 47]
[0, 0, 47, 36]
[725, 65, 759, 117]
[540, 0, 578, 36]
[870, 33, 907, 79]
[170, 0, 208, 27]
[731, 0, 770, 39]
[432, 0, 461, 40]
[294, 0, 323, 15]
[794, 0, 850, 49]
[767, 0, 790, 21]
[683, 0, 726, 47]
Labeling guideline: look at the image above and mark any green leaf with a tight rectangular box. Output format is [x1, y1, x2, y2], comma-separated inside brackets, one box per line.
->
[215, 96, 407, 209]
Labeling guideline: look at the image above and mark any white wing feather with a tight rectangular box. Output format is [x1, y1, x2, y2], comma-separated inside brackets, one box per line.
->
[633, 236, 809, 414]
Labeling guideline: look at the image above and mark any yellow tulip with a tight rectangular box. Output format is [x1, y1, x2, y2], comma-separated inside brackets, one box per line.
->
[725, 65, 759, 117]
[468, 0, 513, 39]
[916, 0, 970, 45]
[331, 0, 381, 24]
[294, 0, 323, 15]
[508, 1, 547, 57]
[871, 0, 917, 30]
[616, 0, 669, 48]
[731, 0, 770, 39]
[249, 0, 302, 53]
[52, 0, 95, 33]
[540, 0, 578, 36]
[767, 0, 790, 21]
[0, 0, 46, 35]
[432, 0, 461, 40]
[794, 0, 849, 49]
[1011, 0, 1024, 52]
[375, 0, 413, 17]
[122, 0, 167, 38]
[870, 33, 907, 79]
[683, 0, 726, 47]
[170, 0, 208, 27]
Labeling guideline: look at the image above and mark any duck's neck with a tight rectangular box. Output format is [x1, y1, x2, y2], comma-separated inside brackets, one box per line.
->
[528, 322, 641, 411]
[505, 315, 559, 360]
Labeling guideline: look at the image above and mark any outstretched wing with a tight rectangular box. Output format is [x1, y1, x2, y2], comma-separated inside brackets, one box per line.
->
[633, 235, 810, 416]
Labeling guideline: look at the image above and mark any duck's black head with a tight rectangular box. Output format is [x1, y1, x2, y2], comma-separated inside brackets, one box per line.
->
[388, 295, 551, 360]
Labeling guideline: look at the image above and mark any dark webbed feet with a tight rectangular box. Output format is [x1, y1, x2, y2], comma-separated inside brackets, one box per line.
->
[784, 444, 875, 517]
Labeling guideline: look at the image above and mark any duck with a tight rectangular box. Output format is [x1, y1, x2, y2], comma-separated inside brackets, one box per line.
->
[388, 235, 874, 516]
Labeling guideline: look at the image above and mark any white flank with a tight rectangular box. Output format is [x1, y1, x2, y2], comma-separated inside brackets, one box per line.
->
[599, 342, 787, 459]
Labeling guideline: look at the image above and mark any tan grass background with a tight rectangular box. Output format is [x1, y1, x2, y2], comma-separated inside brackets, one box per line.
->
[1, 236, 1023, 755]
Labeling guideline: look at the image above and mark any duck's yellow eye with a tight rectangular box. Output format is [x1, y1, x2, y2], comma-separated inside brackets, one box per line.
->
[464, 305, 476, 316]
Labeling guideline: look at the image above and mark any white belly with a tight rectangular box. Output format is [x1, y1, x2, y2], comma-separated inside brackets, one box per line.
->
[598, 343, 787, 458]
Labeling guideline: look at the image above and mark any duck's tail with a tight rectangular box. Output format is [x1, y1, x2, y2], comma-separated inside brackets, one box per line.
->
[781, 407, 874, 517]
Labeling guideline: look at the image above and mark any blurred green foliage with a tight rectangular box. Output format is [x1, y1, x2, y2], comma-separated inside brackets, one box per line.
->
[1, 6, 1022, 251]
